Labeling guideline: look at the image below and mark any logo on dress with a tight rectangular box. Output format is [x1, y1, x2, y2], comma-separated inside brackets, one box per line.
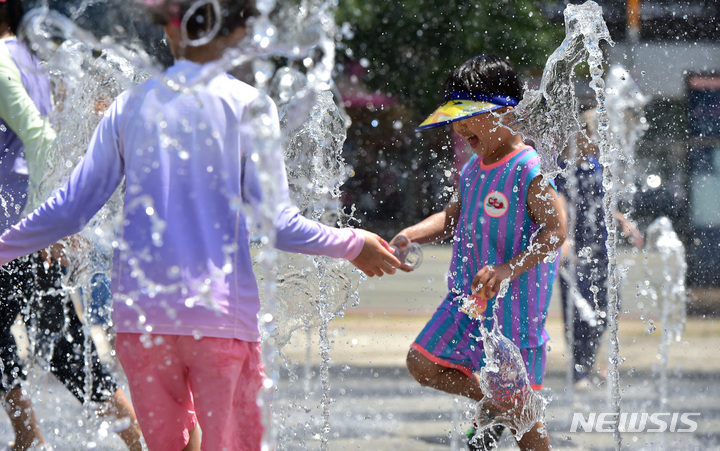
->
[484, 191, 509, 218]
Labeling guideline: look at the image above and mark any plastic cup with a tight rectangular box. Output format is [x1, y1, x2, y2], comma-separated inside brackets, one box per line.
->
[391, 242, 423, 269]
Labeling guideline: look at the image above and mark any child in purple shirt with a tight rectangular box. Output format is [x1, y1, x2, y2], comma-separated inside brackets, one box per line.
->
[0, 1, 400, 449]
[0, 1, 142, 449]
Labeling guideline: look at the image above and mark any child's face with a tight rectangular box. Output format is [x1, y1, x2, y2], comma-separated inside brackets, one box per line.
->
[452, 111, 505, 157]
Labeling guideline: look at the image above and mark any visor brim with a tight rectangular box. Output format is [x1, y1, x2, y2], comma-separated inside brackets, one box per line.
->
[415, 100, 505, 131]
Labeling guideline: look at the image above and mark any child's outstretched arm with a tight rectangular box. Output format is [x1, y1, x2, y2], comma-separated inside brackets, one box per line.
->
[389, 192, 461, 271]
[556, 192, 575, 265]
[390, 191, 460, 245]
[273, 207, 401, 277]
[472, 176, 567, 299]
[0, 97, 126, 266]
[614, 210, 643, 248]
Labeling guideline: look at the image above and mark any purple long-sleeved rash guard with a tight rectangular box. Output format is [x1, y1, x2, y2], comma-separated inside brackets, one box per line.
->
[0, 60, 363, 342]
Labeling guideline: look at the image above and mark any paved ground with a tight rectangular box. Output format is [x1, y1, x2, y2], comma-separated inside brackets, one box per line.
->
[274, 244, 720, 450]
[0, 244, 717, 450]
[273, 364, 720, 450]
[274, 315, 720, 450]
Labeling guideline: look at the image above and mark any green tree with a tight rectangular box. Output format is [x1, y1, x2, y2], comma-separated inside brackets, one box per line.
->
[336, 0, 565, 113]
[334, 1, 566, 233]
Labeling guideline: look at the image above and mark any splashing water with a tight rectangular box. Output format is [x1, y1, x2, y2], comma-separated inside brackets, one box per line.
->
[472, 323, 546, 441]
[244, 1, 363, 449]
[19, 7, 155, 335]
[645, 218, 687, 418]
[602, 65, 651, 446]
[7, 9, 157, 447]
[263, 89, 361, 449]
[512, 1, 612, 180]
[645, 218, 687, 344]
[579, 1, 626, 447]
[513, 2, 631, 448]
[20, 7, 158, 80]
[604, 64, 649, 201]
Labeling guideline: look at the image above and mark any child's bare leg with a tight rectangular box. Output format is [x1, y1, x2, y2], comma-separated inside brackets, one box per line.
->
[409, 349, 550, 450]
[406, 348, 484, 401]
[515, 421, 550, 451]
[182, 423, 201, 451]
[3, 385, 46, 450]
[100, 389, 143, 451]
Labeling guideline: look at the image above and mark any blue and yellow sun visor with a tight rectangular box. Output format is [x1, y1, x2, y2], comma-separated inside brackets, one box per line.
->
[416, 91, 520, 131]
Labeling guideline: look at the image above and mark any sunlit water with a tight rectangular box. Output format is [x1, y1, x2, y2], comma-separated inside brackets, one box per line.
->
[644, 216, 687, 449]
[473, 321, 546, 441]
[2, 0, 689, 450]
[510, 2, 652, 449]
[10, 1, 356, 449]
[462, 1, 634, 446]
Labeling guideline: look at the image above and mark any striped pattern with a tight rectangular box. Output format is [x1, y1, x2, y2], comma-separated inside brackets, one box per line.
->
[450, 146, 558, 349]
[413, 146, 557, 385]
[412, 300, 546, 387]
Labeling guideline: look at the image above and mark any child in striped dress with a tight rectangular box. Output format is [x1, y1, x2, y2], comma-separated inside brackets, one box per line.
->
[391, 55, 566, 451]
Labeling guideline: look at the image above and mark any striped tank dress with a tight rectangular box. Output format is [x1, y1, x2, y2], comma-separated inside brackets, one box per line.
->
[412, 146, 559, 388]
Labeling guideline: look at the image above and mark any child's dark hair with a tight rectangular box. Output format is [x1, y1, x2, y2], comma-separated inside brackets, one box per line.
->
[0, 0, 26, 36]
[145, 0, 258, 40]
[443, 55, 524, 101]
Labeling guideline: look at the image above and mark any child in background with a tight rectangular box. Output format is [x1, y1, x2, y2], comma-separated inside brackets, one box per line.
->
[0, 1, 401, 450]
[0, 1, 141, 449]
[557, 108, 642, 390]
[391, 55, 566, 451]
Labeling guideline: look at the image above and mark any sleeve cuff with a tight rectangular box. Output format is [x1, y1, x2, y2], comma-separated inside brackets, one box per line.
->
[342, 229, 365, 261]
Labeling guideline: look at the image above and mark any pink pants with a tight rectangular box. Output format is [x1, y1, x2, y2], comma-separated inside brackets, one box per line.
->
[116, 333, 264, 450]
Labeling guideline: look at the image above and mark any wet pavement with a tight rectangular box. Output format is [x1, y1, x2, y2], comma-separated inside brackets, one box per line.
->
[276, 313, 720, 450]
[0, 244, 718, 450]
[275, 364, 720, 450]
[276, 244, 720, 450]
[0, 348, 133, 449]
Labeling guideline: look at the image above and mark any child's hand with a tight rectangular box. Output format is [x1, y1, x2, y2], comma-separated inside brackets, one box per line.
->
[388, 234, 416, 272]
[621, 218, 644, 248]
[350, 230, 402, 277]
[471, 264, 512, 299]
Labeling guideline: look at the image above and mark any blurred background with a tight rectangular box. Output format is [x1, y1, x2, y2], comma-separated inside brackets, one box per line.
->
[333, 0, 720, 312]
[23, 0, 720, 308]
